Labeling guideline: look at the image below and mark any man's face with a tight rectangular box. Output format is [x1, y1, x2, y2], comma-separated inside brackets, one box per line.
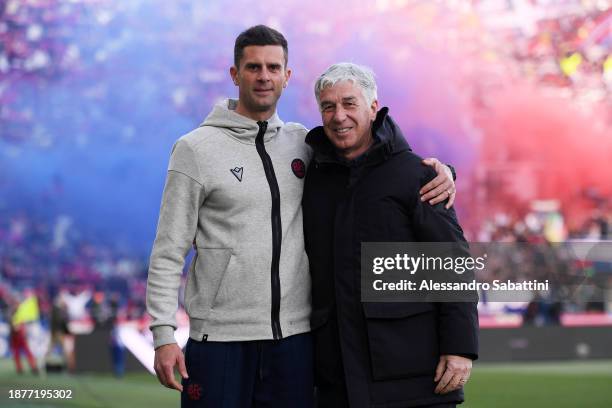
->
[319, 80, 378, 160]
[230, 45, 290, 120]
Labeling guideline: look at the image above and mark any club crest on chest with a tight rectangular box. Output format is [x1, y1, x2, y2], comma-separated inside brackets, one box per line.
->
[291, 158, 305, 179]
[230, 167, 243, 182]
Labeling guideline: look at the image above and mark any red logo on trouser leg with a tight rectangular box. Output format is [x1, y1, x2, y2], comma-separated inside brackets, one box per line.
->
[187, 383, 202, 400]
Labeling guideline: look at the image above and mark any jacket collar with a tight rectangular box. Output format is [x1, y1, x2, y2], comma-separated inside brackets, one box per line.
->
[305, 107, 412, 166]
[199, 98, 283, 144]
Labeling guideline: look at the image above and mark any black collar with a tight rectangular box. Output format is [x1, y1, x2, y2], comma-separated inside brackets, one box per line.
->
[305, 107, 411, 167]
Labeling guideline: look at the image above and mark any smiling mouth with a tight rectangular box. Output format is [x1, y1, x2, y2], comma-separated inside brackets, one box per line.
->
[334, 127, 352, 134]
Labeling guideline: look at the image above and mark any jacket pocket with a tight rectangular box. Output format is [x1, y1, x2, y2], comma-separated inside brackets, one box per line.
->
[184, 248, 232, 319]
[363, 302, 439, 381]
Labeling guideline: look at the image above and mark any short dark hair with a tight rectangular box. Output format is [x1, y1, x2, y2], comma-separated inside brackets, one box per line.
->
[234, 25, 288, 68]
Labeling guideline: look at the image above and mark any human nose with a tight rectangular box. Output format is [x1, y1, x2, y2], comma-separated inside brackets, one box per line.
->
[332, 107, 347, 123]
[257, 68, 271, 82]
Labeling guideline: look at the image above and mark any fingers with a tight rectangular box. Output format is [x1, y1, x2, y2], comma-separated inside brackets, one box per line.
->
[443, 163, 456, 209]
[154, 358, 173, 390]
[445, 190, 456, 209]
[154, 365, 165, 387]
[420, 158, 455, 206]
[154, 349, 168, 387]
[419, 158, 442, 196]
[460, 372, 471, 387]
[434, 366, 455, 394]
[434, 357, 446, 382]
[438, 372, 463, 394]
[444, 371, 471, 394]
[163, 362, 183, 392]
[154, 344, 185, 392]
[422, 178, 454, 205]
[419, 173, 444, 198]
[434, 355, 472, 394]
[178, 352, 189, 380]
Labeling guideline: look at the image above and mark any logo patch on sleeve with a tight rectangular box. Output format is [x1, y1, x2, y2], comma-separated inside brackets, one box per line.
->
[291, 159, 305, 179]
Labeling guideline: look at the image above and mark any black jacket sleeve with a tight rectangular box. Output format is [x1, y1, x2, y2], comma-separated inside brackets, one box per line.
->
[410, 168, 479, 360]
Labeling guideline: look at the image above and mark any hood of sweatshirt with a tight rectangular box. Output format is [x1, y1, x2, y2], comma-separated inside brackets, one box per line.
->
[199, 98, 284, 144]
[305, 107, 412, 166]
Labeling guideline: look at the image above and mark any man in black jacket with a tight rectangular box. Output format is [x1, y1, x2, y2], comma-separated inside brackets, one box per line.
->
[303, 63, 479, 408]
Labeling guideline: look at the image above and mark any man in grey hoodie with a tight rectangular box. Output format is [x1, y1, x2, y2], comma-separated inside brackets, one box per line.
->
[146, 25, 456, 407]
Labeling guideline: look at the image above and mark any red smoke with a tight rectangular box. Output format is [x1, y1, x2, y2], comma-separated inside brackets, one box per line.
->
[477, 84, 612, 230]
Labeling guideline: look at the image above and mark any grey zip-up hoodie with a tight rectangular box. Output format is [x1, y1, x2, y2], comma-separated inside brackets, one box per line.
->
[146, 99, 312, 348]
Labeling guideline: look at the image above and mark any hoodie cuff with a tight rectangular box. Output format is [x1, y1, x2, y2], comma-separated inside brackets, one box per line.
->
[152, 325, 177, 349]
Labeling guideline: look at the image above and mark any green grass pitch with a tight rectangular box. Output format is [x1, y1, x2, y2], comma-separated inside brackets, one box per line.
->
[1, 359, 611, 407]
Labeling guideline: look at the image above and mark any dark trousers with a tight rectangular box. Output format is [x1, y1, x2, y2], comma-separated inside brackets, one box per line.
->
[181, 332, 313, 408]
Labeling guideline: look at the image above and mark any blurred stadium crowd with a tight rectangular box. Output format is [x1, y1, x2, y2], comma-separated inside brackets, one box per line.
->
[474, 0, 612, 111]
[1, 1, 611, 142]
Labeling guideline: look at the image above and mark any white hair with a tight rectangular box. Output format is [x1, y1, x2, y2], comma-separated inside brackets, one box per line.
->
[314, 62, 378, 108]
